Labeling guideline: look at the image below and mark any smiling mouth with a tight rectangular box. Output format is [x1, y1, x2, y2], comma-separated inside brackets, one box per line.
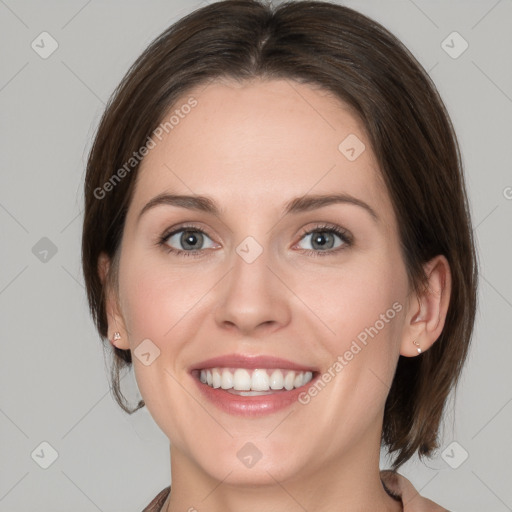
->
[192, 367, 316, 395]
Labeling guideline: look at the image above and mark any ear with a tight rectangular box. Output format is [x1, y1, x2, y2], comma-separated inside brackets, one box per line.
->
[399, 255, 452, 357]
[98, 252, 130, 350]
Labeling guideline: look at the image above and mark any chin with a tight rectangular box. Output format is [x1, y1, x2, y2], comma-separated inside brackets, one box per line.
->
[193, 437, 310, 487]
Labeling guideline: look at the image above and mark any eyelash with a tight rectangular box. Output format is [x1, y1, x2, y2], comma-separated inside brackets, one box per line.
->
[156, 223, 353, 258]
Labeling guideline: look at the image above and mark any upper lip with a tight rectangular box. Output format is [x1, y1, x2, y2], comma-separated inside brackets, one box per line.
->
[190, 354, 318, 373]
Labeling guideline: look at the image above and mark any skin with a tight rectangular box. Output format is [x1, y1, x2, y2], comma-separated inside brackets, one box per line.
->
[99, 78, 451, 512]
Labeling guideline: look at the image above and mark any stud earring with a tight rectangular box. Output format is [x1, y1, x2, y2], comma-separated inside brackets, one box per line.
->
[111, 332, 121, 347]
[412, 338, 421, 354]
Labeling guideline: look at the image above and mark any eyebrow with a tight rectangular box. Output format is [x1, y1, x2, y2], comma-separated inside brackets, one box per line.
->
[137, 192, 379, 223]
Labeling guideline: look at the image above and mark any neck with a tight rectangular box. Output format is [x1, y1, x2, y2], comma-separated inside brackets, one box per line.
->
[163, 428, 402, 512]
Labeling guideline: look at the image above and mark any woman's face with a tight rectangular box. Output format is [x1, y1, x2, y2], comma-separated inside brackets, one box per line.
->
[108, 78, 414, 484]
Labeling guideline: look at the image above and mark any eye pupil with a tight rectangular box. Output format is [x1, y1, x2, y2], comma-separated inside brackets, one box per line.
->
[181, 230, 203, 250]
[312, 232, 334, 250]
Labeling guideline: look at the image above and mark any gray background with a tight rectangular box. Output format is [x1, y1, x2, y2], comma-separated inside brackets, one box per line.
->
[0, 0, 511, 510]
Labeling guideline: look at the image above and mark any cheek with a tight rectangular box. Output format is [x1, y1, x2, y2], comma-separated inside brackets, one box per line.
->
[116, 255, 196, 379]
[117, 257, 210, 436]
[294, 251, 407, 412]
[297, 253, 406, 350]
[294, 267, 405, 440]
[119, 256, 212, 344]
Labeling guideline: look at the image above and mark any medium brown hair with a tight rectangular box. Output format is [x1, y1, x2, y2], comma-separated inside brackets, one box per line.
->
[81, 0, 478, 469]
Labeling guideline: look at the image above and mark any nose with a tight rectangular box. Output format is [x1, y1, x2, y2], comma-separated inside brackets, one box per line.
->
[213, 242, 292, 336]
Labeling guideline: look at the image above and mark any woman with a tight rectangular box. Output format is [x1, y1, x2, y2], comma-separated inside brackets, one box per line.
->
[81, 1, 478, 510]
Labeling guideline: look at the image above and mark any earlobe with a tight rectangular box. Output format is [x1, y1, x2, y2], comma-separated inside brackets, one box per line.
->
[399, 255, 452, 357]
[107, 300, 131, 351]
[110, 329, 130, 350]
[98, 252, 130, 350]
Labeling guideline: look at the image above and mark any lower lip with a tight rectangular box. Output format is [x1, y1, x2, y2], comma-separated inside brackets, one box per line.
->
[192, 372, 319, 417]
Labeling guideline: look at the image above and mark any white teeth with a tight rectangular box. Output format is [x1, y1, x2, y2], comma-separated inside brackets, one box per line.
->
[221, 370, 233, 389]
[251, 369, 270, 391]
[294, 372, 304, 388]
[269, 369, 284, 390]
[284, 371, 295, 391]
[233, 369, 251, 390]
[212, 368, 221, 388]
[198, 368, 314, 392]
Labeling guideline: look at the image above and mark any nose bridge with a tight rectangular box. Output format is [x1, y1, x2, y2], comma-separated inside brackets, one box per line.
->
[232, 234, 271, 290]
[213, 233, 290, 334]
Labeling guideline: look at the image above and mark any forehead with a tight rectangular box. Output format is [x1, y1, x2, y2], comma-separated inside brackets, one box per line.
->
[130, 78, 391, 223]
